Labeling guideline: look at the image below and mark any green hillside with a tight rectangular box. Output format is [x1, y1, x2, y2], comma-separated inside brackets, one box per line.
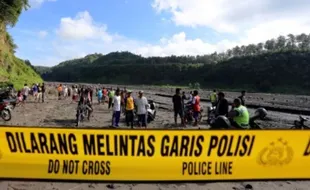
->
[39, 33, 310, 94]
[0, 0, 42, 90]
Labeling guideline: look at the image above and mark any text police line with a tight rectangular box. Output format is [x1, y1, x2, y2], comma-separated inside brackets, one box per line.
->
[182, 161, 233, 176]
[5, 132, 256, 157]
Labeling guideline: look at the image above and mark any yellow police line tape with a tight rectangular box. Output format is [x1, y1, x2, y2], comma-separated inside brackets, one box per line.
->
[0, 126, 309, 181]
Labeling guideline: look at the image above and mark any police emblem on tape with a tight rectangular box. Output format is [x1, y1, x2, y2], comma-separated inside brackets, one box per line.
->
[257, 138, 293, 166]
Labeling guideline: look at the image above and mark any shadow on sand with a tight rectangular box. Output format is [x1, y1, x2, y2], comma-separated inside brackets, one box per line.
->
[43, 119, 76, 126]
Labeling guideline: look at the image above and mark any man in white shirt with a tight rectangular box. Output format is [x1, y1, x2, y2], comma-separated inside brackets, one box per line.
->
[135, 91, 148, 127]
[22, 84, 30, 102]
[112, 89, 121, 127]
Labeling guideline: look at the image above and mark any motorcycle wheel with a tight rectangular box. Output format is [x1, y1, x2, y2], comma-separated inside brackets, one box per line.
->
[198, 112, 202, 122]
[290, 120, 301, 129]
[1, 109, 11, 121]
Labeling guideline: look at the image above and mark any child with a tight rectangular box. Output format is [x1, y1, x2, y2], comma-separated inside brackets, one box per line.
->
[17, 91, 24, 106]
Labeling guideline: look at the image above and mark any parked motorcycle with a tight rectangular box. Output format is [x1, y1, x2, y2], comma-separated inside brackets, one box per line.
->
[0, 101, 12, 121]
[134, 100, 157, 124]
[290, 115, 309, 130]
[209, 107, 268, 130]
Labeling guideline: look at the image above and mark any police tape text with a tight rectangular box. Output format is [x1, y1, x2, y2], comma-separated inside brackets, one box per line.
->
[48, 159, 111, 175]
[182, 161, 233, 175]
[207, 135, 255, 157]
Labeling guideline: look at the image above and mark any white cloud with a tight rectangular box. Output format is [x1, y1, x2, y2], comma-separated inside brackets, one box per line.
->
[29, 0, 57, 8]
[152, 0, 310, 42]
[56, 11, 113, 42]
[134, 32, 237, 57]
[38, 30, 48, 38]
[21, 2, 310, 66]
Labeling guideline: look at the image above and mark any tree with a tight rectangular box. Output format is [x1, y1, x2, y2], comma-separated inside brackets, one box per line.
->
[0, 0, 30, 27]
[276, 35, 286, 50]
[286, 34, 296, 49]
[264, 39, 276, 51]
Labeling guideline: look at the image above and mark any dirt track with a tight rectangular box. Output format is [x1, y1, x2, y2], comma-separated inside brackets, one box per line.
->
[0, 86, 310, 190]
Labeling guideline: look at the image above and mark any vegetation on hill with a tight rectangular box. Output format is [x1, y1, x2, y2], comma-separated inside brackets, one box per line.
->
[39, 34, 310, 94]
[0, 0, 42, 90]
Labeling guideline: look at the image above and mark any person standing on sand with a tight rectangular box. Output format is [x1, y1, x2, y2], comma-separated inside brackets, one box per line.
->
[112, 89, 121, 127]
[32, 84, 38, 100]
[125, 90, 134, 128]
[97, 88, 103, 104]
[135, 91, 148, 128]
[210, 89, 218, 107]
[238, 90, 246, 106]
[37, 84, 42, 102]
[102, 87, 107, 105]
[22, 84, 30, 102]
[42, 83, 46, 103]
[57, 84, 63, 100]
[192, 90, 201, 126]
[108, 88, 115, 109]
[173, 88, 185, 126]
[188, 91, 193, 104]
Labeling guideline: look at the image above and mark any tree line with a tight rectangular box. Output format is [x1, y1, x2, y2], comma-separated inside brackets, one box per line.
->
[39, 34, 310, 94]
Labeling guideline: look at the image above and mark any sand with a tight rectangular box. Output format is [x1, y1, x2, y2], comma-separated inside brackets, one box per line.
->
[0, 85, 309, 190]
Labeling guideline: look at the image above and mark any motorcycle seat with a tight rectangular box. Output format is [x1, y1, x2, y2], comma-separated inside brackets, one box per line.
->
[300, 115, 308, 121]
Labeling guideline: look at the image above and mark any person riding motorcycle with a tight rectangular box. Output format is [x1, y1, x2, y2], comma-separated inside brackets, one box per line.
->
[76, 89, 93, 124]
[215, 92, 228, 117]
[227, 98, 250, 129]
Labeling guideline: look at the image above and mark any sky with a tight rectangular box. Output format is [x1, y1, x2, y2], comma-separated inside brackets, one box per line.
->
[8, 0, 310, 66]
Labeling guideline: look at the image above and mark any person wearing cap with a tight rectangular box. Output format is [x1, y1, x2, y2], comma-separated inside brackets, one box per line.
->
[125, 90, 134, 128]
[228, 98, 249, 129]
[135, 90, 148, 128]
[215, 92, 229, 116]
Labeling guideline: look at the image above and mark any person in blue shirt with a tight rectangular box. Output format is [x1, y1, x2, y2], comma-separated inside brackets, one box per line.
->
[97, 89, 103, 104]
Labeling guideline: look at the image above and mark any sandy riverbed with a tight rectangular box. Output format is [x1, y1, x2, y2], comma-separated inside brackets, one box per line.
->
[0, 85, 309, 190]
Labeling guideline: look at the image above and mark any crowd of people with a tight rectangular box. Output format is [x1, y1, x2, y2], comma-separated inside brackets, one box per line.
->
[209, 90, 249, 129]
[54, 84, 150, 128]
[8, 82, 250, 129]
[172, 88, 249, 129]
[16, 83, 46, 105]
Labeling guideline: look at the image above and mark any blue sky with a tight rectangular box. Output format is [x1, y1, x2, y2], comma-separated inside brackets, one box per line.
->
[8, 0, 310, 66]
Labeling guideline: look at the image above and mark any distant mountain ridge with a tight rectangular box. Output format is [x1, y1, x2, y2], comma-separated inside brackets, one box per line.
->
[36, 33, 310, 94]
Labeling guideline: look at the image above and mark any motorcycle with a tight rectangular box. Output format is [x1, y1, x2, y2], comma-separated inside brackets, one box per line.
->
[146, 100, 157, 123]
[206, 106, 216, 124]
[209, 107, 268, 130]
[184, 104, 203, 124]
[134, 100, 157, 124]
[290, 115, 309, 129]
[0, 101, 12, 121]
[75, 104, 90, 127]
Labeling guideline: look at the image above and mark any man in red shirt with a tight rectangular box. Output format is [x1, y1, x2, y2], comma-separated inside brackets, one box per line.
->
[192, 90, 201, 126]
